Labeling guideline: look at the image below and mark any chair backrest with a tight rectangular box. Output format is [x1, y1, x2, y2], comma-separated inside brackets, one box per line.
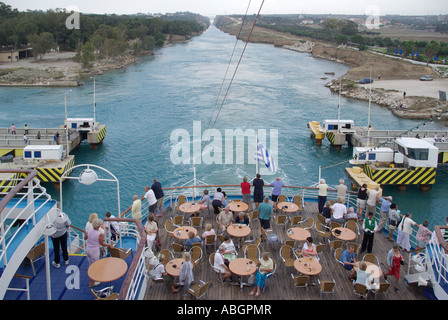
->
[293, 275, 309, 286]
[191, 217, 202, 227]
[277, 195, 286, 203]
[172, 243, 184, 253]
[303, 217, 314, 229]
[284, 240, 295, 248]
[27, 242, 45, 260]
[363, 253, 377, 264]
[244, 244, 260, 263]
[276, 215, 287, 224]
[159, 249, 172, 266]
[290, 216, 303, 226]
[218, 234, 226, 243]
[191, 246, 202, 265]
[315, 243, 325, 254]
[330, 239, 343, 250]
[317, 213, 326, 225]
[172, 215, 183, 225]
[232, 199, 241, 202]
[209, 253, 215, 267]
[335, 247, 343, 262]
[320, 280, 336, 292]
[280, 245, 294, 261]
[165, 220, 174, 232]
[344, 220, 357, 233]
[377, 282, 391, 293]
[178, 195, 186, 206]
[109, 247, 131, 260]
[293, 195, 302, 207]
[331, 221, 342, 229]
[249, 210, 259, 220]
[197, 282, 209, 297]
[354, 283, 368, 295]
[205, 234, 216, 245]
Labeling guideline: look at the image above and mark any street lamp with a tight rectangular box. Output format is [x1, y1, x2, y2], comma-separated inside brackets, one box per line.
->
[64, 90, 72, 157]
[59, 164, 120, 217]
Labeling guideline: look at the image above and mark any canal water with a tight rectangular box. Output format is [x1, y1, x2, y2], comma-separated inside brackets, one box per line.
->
[0, 25, 447, 228]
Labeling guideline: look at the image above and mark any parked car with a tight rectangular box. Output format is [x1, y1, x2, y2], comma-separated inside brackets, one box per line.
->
[420, 75, 433, 81]
[359, 78, 374, 84]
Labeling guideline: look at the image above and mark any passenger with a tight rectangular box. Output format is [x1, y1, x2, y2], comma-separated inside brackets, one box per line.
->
[396, 213, 419, 252]
[201, 223, 216, 243]
[249, 252, 274, 297]
[360, 211, 378, 254]
[416, 220, 432, 250]
[198, 189, 212, 214]
[356, 183, 368, 220]
[221, 235, 237, 261]
[317, 178, 329, 214]
[218, 207, 233, 232]
[302, 237, 318, 260]
[86, 218, 113, 287]
[144, 215, 158, 250]
[387, 203, 401, 241]
[241, 176, 251, 207]
[184, 231, 202, 250]
[257, 196, 274, 231]
[366, 186, 381, 216]
[151, 178, 165, 217]
[252, 173, 264, 209]
[340, 245, 357, 280]
[212, 188, 224, 215]
[51, 212, 71, 268]
[142, 186, 157, 219]
[384, 243, 404, 292]
[178, 252, 194, 296]
[104, 211, 120, 241]
[270, 177, 284, 212]
[378, 196, 393, 232]
[149, 253, 181, 293]
[120, 195, 142, 221]
[322, 201, 332, 224]
[355, 261, 374, 290]
[213, 245, 233, 282]
[331, 197, 347, 224]
[346, 207, 358, 220]
[235, 212, 249, 226]
[336, 178, 347, 204]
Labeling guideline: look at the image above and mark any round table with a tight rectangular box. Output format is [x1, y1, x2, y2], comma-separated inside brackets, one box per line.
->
[88, 257, 128, 283]
[286, 227, 311, 241]
[278, 202, 299, 213]
[332, 227, 356, 241]
[173, 226, 198, 240]
[227, 202, 249, 213]
[166, 258, 185, 277]
[227, 224, 251, 238]
[294, 257, 322, 276]
[229, 258, 258, 290]
[179, 202, 201, 214]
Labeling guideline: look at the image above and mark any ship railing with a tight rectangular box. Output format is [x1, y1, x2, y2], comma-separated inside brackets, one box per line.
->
[425, 225, 448, 295]
[0, 170, 53, 269]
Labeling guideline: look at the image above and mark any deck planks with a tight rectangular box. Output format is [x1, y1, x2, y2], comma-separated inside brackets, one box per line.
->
[143, 200, 426, 301]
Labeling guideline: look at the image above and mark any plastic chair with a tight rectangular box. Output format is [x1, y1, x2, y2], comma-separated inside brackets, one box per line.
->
[291, 274, 309, 298]
[209, 253, 224, 284]
[261, 227, 278, 249]
[171, 215, 184, 227]
[248, 210, 259, 226]
[334, 247, 345, 272]
[190, 246, 203, 271]
[297, 217, 314, 230]
[279, 245, 296, 271]
[174, 195, 187, 216]
[190, 216, 203, 231]
[188, 280, 209, 300]
[330, 221, 342, 230]
[108, 247, 132, 260]
[371, 281, 391, 300]
[289, 216, 303, 228]
[91, 286, 115, 299]
[328, 239, 343, 254]
[165, 220, 175, 239]
[293, 195, 303, 212]
[275, 215, 288, 232]
[203, 234, 217, 253]
[277, 195, 286, 203]
[315, 221, 331, 241]
[362, 253, 379, 266]
[243, 244, 260, 264]
[171, 243, 184, 257]
[344, 220, 360, 239]
[159, 249, 173, 267]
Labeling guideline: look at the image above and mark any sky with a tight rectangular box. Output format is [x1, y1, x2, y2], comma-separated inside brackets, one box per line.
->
[7, 0, 448, 17]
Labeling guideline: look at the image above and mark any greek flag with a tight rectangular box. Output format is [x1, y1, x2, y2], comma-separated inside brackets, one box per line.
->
[255, 139, 276, 173]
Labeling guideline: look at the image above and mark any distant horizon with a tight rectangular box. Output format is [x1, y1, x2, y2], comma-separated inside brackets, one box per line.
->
[7, 0, 448, 17]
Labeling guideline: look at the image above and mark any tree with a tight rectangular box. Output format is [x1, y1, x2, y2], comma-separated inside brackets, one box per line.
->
[28, 32, 56, 60]
[424, 40, 439, 65]
[79, 41, 95, 68]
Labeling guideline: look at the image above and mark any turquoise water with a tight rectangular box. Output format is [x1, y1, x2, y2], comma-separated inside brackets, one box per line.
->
[1, 25, 447, 229]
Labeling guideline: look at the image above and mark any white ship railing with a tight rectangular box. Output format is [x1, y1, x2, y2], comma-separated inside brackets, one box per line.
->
[424, 226, 448, 299]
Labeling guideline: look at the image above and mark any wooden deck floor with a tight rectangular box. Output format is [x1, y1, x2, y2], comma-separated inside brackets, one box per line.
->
[143, 201, 427, 301]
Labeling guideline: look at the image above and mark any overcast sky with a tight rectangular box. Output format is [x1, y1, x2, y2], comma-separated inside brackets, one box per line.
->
[8, 0, 448, 16]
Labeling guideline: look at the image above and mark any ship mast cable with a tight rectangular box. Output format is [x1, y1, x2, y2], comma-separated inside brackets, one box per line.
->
[201, 0, 265, 156]
[205, 0, 253, 133]
[320, 109, 448, 171]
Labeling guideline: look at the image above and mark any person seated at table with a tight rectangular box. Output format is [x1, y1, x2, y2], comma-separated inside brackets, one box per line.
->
[222, 191, 229, 208]
[201, 223, 216, 243]
[322, 201, 332, 224]
[249, 252, 273, 297]
[149, 253, 181, 293]
[302, 236, 318, 260]
[221, 235, 237, 261]
[340, 244, 357, 280]
[213, 245, 233, 282]
[331, 197, 347, 224]
[235, 212, 249, 226]
[354, 261, 375, 290]
[346, 207, 358, 220]
[218, 207, 233, 231]
[198, 189, 212, 214]
[184, 231, 202, 250]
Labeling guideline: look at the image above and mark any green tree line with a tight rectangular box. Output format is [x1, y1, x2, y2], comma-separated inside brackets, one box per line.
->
[0, 2, 209, 66]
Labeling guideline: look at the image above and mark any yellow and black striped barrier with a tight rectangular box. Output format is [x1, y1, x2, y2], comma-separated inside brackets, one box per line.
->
[97, 126, 106, 143]
[0, 172, 21, 193]
[17, 156, 75, 183]
[326, 132, 335, 145]
[364, 164, 436, 185]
